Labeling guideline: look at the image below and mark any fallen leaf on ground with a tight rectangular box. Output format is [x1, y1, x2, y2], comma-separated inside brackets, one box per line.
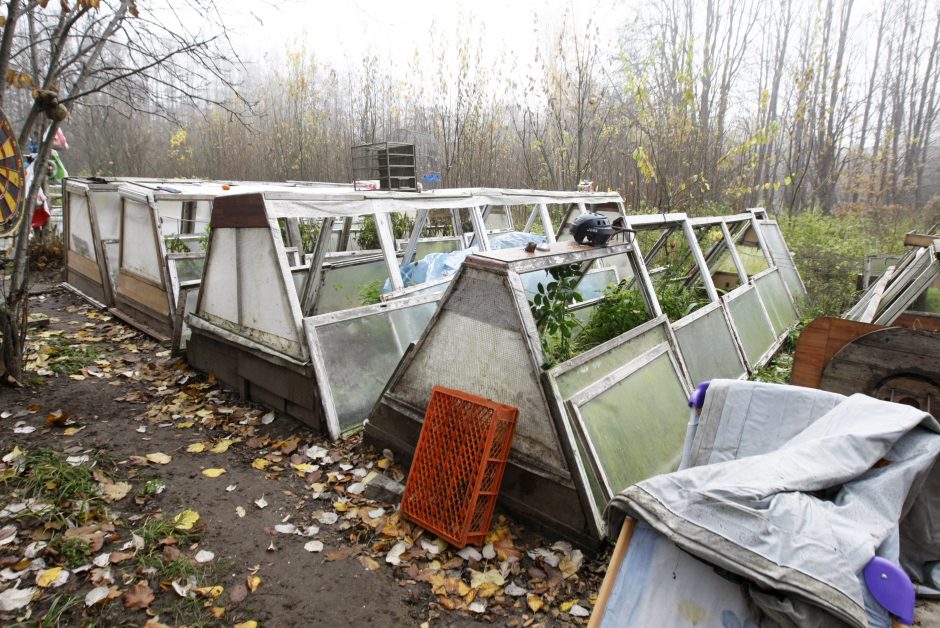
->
[36, 566, 69, 588]
[209, 439, 234, 453]
[235, 506, 246, 518]
[123, 581, 155, 609]
[101, 481, 132, 502]
[358, 555, 380, 571]
[0, 584, 35, 611]
[246, 575, 262, 592]
[304, 540, 324, 553]
[186, 442, 206, 453]
[251, 458, 271, 470]
[254, 495, 268, 509]
[325, 546, 359, 561]
[194, 550, 215, 563]
[173, 509, 200, 530]
[145, 452, 171, 464]
[233, 622, 257, 628]
[195, 585, 224, 598]
[46, 410, 69, 425]
[201, 468, 226, 478]
[527, 594, 544, 613]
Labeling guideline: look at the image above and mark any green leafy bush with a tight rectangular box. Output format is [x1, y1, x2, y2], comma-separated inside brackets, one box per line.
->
[530, 264, 583, 367]
[574, 283, 650, 352]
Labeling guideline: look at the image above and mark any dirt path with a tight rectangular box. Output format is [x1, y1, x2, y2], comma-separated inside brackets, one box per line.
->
[0, 288, 603, 627]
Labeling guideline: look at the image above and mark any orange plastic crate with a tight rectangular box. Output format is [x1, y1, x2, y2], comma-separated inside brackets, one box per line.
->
[400, 385, 518, 548]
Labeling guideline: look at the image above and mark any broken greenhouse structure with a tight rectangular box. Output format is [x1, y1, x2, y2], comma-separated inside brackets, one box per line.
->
[186, 187, 625, 440]
[366, 207, 805, 544]
[62, 177, 348, 352]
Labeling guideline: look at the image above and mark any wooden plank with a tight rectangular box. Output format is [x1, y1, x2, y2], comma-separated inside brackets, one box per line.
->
[895, 313, 940, 332]
[211, 193, 268, 228]
[116, 269, 170, 317]
[790, 317, 882, 389]
[67, 252, 102, 284]
[904, 232, 939, 248]
[589, 518, 635, 628]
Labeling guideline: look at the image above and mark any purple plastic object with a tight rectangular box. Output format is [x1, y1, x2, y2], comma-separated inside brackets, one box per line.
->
[864, 556, 915, 625]
[688, 381, 711, 410]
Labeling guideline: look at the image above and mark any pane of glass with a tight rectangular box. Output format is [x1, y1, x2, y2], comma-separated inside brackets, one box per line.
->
[759, 222, 804, 298]
[315, 257, 392, 314]
[753, 271, 798, 335]
[122, 201, 162, 282]
[68, 194, 96, 259]
[556, 324, 668, 399]
[315, 301, 438, 432]
[485, 206, 512, 231]
[906, 278, 940, 314]
[577, 350, 689, 496]
[291, 268, 306, 295]
[172, 257, 205, 283]
[415, 238, 463, 259]
[673, 306, 745, 384]
[731, 223, 769, 277]
[726, 287, 776, 366]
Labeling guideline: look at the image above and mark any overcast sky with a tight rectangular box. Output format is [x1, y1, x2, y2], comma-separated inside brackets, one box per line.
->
[215, 0, 623, 70]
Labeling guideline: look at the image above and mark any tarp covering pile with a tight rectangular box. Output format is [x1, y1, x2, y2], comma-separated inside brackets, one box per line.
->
[608, 380, 940, 627]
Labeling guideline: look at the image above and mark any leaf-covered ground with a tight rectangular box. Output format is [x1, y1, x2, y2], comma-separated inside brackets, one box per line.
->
[0, 288, 607, 627]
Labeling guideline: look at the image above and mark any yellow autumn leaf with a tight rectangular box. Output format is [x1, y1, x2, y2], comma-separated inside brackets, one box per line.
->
[209, 606, 225, 618]
[186, 442, 206, 453]
[458, 581, 472, 597]
[202, 468, 226, 478]
[476, 582, 501, 598]
[36, 566, 64, 588]
[194, 585, 224, 598]
[527, 594, 544, 613]
[246, 575, 262, 592]
[291, 463, 314, 473]
[173, 509, 200, 530]
[233, 622, 257, 628]
[210, 439, 234, 453]
[176, 421, 194, 429]
[145, 452, 171, 464]
[560, 600, 576, 612]
[63, 426, 84, 436]
[251, 458, 271, 470]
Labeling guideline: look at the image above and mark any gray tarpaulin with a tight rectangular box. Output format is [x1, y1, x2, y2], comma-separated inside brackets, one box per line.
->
[607, 380, 940, 628]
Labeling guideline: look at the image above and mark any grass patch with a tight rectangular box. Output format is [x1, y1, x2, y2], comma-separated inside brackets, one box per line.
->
[0, 448, 106, 525]
[154, 594, 217, 628]
[137, 554, 203, 580]
[45, 336, 100, 375]
[37, 593, 82, 627]
[136, 514, 199, 549]
[49, 536, 92, 567]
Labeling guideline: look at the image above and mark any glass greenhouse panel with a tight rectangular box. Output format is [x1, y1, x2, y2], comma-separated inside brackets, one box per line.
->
[313, 301, 438, 433]
[753, 271, 798, 335]
[574, 349, 689, 498]
[726, 287, 776, 366]
[759, 222, 804, 298]
[673, 305, 746, 384]
[315, 258, 392, 314]
[554, 324, 668, 400]
[172, 257, 205, 283]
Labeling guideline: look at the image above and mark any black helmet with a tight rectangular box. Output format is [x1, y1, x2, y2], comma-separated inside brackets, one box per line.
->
[570, 212, 614, 246]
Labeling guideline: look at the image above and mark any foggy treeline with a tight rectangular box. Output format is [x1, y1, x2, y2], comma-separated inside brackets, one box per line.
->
[65, 0, 940, 217]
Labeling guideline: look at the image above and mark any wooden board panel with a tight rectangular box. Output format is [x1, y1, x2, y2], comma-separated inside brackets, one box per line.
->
[790, 317, 882, 389]
[116, 269, 170, 317]
[211, 193, 268, 228]
[895, 313, 940, 332]
[820, 327, 940, 401]
[67, 252, 102, 284]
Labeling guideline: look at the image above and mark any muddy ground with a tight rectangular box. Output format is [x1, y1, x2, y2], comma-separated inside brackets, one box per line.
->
[2, 286, 940, 627]
[0, 287, 605, 627]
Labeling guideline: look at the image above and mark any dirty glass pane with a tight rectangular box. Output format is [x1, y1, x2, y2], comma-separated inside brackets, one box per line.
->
[122, 202, 161, 283]
[485, 206, 512, 231]
[172, 257, 205, 283]
[576, 267, 619, 300]
[732, 224, 769, 277]
[556, 324, 668, 399]
[759, 222, 805, 298]
[68, 194, 96, 260]
[576, 350, 689, 496]
[178, 287, 199, 350]
[753, 271, 798, 335]
[314, 301, 438, 432]
[315, 257, 391, 315]
[290, 268, 306, 295]
[907, 277, 940, 314]
[415, 238, 462, 259]
[726, 287, 776, 366]
[673, 305, 745, 384]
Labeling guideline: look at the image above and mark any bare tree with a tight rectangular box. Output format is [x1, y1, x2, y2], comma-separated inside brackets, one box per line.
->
[0, 0, 246, 383]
